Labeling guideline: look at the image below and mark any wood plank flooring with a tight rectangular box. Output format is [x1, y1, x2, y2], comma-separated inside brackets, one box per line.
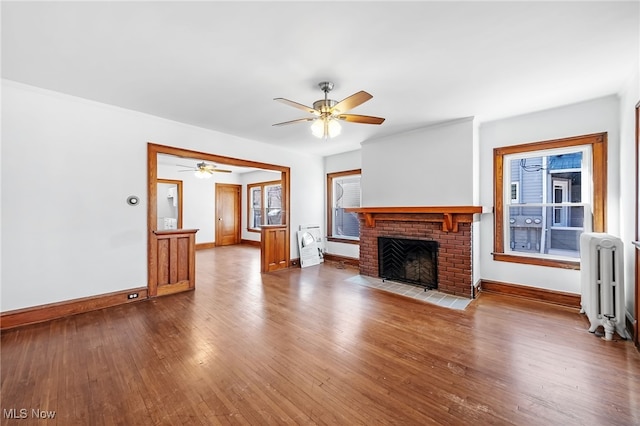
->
[2, 244, 639, 425]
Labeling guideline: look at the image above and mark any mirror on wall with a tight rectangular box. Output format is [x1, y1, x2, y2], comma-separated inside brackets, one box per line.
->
[157, 178, 183, 230]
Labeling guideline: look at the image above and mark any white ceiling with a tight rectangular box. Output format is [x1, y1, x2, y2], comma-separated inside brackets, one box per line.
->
[2, 1, 638, 158]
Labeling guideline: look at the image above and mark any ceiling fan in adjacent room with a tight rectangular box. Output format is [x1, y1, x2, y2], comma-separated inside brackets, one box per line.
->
[178, 161, 232, 179]
[273, 81, 385, 139]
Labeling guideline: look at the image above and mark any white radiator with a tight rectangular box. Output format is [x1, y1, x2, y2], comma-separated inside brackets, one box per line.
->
[579, 233, 625, 340]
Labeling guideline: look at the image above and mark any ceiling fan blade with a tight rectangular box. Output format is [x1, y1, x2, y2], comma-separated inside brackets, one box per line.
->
[201, 164, 232, 173]
[272, 117, 316, 126]
[337, 114, 385, 125]
[274, 98, 319, 115]
[332, 91, 372, 113]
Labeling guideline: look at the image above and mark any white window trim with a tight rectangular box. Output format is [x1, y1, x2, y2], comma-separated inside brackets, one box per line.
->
[503, 145, 592, 262]
[327, 170, 361, 242]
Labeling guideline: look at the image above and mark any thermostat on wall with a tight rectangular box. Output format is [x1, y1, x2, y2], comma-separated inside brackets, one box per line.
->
[127, 195, 140, 206]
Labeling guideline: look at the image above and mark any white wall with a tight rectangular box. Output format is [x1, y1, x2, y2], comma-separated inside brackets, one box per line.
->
[361, 117, 475, 206]
[324, 150, 362, 259]
[332, 92, 635, 304]
[472, 119, 482, 287]
[3, 78, 635, 313]
[157, 162, 243, 244]
[359, 117, 479, 290]
[478, 95, 620, 294]
[1, 80, 324, 311]
[618, 67, 639, 322]
[324, 119, 478, 259]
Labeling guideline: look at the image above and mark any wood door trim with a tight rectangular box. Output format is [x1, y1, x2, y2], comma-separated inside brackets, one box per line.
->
[215, 183, 241, 245]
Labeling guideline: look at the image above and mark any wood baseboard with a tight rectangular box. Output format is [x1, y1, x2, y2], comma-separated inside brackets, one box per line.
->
[289, 254, 359, 269]
[197, 241, 260, 249]
[241, 239, 261, 247]
[196, 242, 216, 250]
[1, 287, 148, 330]
[479, 279, 580, 309]
[323, 253, 359, 268]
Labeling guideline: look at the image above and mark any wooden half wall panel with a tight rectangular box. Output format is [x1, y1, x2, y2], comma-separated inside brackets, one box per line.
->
[261, 225, 289, 272]
[156, 235, 190, 285]
[150, 229, 197, 296]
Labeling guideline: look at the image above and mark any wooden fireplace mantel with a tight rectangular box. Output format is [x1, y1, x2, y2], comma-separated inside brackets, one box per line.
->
[346, 206, 483, 232]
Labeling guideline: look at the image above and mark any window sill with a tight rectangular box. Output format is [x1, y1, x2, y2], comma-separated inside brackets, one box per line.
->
[327, 237, 360, 245]
[492, 253, 580, 270]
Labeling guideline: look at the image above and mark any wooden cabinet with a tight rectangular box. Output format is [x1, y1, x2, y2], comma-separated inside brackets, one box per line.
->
[261, 225, 288, 272]
[149, 229, 198, 296]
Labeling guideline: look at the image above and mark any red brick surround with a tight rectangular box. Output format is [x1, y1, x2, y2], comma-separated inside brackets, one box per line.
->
[359, 220, 473, 298]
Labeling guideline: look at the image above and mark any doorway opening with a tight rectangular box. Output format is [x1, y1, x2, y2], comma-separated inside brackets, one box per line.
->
[147, 143, 291, 295]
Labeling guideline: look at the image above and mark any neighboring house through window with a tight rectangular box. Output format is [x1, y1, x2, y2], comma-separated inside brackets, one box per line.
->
[327, 169, 361, 242]
[247, 180, 282, 231]
[493, 133, 606, 269]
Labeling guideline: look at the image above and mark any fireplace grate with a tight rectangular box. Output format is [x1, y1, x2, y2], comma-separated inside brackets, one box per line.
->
[378, 237, 438, 290]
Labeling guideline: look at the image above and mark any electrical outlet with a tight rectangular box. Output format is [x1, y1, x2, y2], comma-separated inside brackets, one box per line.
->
[127, 293, 139, 300]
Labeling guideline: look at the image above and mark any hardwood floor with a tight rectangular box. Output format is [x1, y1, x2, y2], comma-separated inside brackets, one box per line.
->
[1, 245, 639, 425]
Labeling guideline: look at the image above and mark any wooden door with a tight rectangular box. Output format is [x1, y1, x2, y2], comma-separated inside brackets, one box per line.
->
[216, 183, 241, 246]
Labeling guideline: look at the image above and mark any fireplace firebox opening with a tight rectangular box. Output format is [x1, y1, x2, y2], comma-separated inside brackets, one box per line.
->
[378, 237, 438, 290]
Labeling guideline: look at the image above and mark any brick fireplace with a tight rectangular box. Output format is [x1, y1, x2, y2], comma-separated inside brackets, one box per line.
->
[348, 207, 482, 298]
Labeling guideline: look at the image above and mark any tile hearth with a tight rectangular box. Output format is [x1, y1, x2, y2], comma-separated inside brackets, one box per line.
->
[345, 275, 472, 310]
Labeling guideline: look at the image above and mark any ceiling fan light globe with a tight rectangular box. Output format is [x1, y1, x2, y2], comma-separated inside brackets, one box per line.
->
[310, 119, 325, 138]
[327, 119, 341, 138]
[194, 170, 211, 179]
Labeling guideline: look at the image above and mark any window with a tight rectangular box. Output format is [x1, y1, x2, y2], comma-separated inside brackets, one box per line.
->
[327, 169, 361, 242]
[247, 180, 282, 231]
[494, 133, 606, 269]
